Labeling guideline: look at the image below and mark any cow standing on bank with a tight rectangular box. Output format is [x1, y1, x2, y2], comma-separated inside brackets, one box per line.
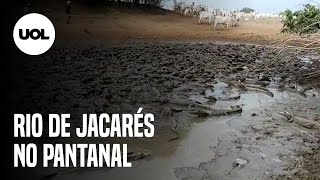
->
[212, 15, 232, 30]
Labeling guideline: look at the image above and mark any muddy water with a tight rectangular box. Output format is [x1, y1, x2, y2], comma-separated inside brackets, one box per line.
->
[54, 82, 320, 180]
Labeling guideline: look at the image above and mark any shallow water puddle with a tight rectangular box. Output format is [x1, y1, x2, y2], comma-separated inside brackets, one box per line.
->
[54, 85, 319, 180]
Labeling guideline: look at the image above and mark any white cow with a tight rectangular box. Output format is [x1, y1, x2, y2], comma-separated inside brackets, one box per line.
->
[198, 11, 214, 24]
[212, 15, 232, 30]
[184, 7, 192, 16]
[231, 13, 241, 26]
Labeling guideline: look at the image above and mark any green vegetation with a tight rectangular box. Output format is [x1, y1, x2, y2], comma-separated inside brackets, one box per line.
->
[240, 7, 255, 13]
[282, 4, 320, 34]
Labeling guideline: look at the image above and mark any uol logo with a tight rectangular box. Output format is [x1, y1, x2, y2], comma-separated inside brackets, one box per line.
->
[13, 13, 55, 55]
[19, 29, 50, 40]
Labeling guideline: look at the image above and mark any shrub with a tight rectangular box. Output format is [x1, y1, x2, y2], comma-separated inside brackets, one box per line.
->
[282, 4, 320, 34]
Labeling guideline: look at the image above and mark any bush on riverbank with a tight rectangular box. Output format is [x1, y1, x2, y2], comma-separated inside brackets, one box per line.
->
[282, 4, 320, 34]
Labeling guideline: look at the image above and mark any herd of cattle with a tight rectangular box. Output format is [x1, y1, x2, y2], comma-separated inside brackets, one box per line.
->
[173, 2, 283, 30]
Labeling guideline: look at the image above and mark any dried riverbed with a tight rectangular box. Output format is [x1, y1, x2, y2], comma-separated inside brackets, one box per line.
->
[12, 42, 320, 179]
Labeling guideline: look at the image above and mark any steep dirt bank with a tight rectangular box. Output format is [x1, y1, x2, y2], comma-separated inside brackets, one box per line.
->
[17, 1, 287, 44]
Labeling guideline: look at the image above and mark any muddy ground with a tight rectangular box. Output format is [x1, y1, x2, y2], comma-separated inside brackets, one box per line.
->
[12, 41, 320, 180]
[9, 1, 320, 179]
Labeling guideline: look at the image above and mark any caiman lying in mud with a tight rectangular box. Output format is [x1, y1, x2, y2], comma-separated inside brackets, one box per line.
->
[162, 98, 243, 117]
[222, 79, 275, 97]
[279, 111, 320, 130]
[188, 105, 243, 117]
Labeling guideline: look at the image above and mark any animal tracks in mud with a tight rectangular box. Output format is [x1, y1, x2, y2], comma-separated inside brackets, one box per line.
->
[13, 42, 319, 179]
